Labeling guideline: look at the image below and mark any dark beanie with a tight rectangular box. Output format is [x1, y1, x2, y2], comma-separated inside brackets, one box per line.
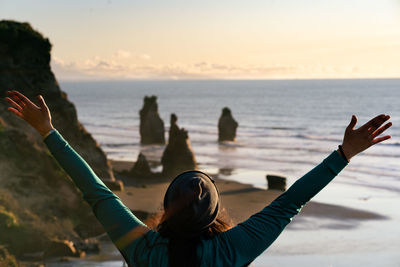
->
[163, 170, 220, 238]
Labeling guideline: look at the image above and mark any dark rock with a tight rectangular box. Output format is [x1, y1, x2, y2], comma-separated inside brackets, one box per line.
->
[139, 96, 165, 144]
[0, 21, 115, 259]
[131, 210, 150, 222]
[74, 238, 100, 254]
[218, 107, 238, 142]
[73, 214, 105, 239]
[129, 153, 152, 177]
[266, 175, 286, 191]
[103, 179, 124, 191]
[168, 113, 179, 143]
[0, 20, 115, 182]
[43, 240, 84, 258]
[219, 168, 234, 176]
[162, 114, 197, 177]
[0, 245, 17, 266]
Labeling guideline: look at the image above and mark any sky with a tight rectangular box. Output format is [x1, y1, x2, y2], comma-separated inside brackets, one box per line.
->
[1, 0, 400, 80]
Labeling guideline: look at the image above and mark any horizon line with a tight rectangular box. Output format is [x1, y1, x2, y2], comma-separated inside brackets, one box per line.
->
[58, 77, 400, 83]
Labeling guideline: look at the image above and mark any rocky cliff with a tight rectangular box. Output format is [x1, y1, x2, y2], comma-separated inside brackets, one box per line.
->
[0, 20, 115, 181]
[0, 20, 111, 260]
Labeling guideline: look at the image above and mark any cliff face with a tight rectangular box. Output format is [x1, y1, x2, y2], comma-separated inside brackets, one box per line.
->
[0, 21, 107, 258]
[0, 20, 114, 181]
[0, 120, 95, 256]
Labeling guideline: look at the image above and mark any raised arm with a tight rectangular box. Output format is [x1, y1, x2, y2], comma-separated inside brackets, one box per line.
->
[5, 91, 149, 260]
[212, 114, 392, 266]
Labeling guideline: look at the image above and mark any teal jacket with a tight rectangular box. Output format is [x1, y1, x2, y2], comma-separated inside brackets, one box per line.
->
[44, 130, 348, 266]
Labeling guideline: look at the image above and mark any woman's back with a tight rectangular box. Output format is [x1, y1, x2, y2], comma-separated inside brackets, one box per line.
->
[118, 150, 347, 266]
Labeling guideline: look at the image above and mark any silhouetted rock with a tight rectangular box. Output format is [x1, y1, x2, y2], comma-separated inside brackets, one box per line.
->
[218, 107, 238, 142]
[168, 113, 179, 143]
[266, 175, 286, 191]
[44, 240, 84, 258]
[139, 96, 165, 144]
[162, 114, 197, 177]
[0, 20, 117, 182]
[104, 180, 124, 191]
[0, 20, 115, 259]
[0, 246, 17, 266]
[74, 239, 100, 254]
[129, 153, 152, 177]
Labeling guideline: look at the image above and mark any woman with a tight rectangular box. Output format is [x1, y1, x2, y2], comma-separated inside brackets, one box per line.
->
[5, 90, 392, 267]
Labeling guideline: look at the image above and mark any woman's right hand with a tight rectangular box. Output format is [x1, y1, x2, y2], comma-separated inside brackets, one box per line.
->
[340, 114, 392, 161]
[5, 90, 54, 137]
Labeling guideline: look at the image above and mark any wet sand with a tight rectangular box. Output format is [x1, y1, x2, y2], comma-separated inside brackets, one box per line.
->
[110, 160, 385, 227]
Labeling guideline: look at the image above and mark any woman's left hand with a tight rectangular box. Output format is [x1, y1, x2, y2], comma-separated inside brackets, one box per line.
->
[5, 90, 54, 136]
[340, 114, 392, 161]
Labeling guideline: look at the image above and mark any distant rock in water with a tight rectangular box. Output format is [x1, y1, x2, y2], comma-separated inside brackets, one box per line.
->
[168, 113, 179, 143]
[218, 107, 238, 142]
[266, 175, 287, 191]
[139, 96, 165, 144]
[162, 113, 197, 177]
[129, 153, 152, 177]
[0, 20, 115, 259]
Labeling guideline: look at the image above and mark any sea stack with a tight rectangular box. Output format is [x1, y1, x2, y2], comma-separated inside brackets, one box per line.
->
[218, 107, 238, 142]
[129, 153, 152, 177]
[162, 113, 197, 177]
[139, 96, 165, 144]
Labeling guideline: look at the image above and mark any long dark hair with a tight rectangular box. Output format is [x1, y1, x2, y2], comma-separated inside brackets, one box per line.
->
[156, 208, 233, 267]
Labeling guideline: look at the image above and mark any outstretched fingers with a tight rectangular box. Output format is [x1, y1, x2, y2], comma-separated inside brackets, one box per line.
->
[8, 90, 37, 108]
[7, 107, 23, 119]
[5, 97, 22, 112]
[361, 114, 390, 132]
[371, 122, 392, 138]
[372, 135, 391, 145]
[6, 91, 26, 108]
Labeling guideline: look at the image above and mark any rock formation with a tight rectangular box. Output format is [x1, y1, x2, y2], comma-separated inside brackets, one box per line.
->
[168, 113, 179, 143]
[0, 246, 17, 266]
[0, 20, 116, 183]
[129, 153, 152, 177]
[0, 20, 112, 260]
[162, 114, 197, 178]
[266, 175, 287, 191]
[218, 107, 238, 142]
[139, 96, 165, 144]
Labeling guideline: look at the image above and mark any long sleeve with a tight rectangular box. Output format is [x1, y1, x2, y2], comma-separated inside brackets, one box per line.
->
[44, 130, 148, 260]
[212, 151, 348, 266]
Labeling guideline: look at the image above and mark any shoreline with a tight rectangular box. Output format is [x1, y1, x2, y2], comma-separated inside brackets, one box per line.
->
[110, 160, 386, 227]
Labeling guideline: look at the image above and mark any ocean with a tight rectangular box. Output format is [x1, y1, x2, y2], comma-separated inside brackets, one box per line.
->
[57, 79, 400, 266]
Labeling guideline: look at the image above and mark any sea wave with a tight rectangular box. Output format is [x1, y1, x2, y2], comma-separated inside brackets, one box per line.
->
[292, 133, 342, 143]
[102, 143, 139, 148]
[239, 125, 307, 131]
[382, 142, 400, 147]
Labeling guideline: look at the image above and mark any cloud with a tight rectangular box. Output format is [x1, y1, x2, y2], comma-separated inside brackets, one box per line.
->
[113, 50, 131, 59]
[138, 54, 151, 60]
[51, 53, 400, 81]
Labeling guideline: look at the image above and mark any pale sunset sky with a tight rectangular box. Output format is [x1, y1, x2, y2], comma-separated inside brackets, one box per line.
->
[1, 0, 400, 80]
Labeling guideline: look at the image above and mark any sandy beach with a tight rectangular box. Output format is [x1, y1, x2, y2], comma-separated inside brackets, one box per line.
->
[110, 160, 385, 228]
